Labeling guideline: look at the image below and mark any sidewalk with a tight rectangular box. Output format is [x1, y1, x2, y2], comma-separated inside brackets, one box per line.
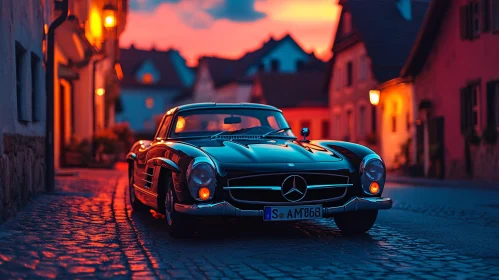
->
[386, 173, 499, 190]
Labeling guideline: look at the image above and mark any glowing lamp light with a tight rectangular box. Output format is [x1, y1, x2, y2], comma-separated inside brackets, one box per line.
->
[369, 182, 380, 194]
[198, 187, 210, 201]
[96, 88, 105, 96]
[369, 90, 381, 106]
[103, 3, 117, 28]
[176, 116, 185, 132]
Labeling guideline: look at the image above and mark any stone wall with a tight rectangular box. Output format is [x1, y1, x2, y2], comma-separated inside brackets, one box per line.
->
[0, 134, 45, 222]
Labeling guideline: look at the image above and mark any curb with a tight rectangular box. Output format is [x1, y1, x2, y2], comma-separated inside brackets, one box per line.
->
[386, 177, 499, 191]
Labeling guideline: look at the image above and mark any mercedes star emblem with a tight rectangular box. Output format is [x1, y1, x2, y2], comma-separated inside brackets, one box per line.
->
[281, 175, 308, 202]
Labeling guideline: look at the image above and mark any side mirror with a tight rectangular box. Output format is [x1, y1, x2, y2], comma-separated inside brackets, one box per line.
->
[301, 127, 310, 141]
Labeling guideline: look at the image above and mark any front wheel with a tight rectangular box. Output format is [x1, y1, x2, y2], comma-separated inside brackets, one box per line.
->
[334, 210, 378, 235]
[164, 177, 195, 238]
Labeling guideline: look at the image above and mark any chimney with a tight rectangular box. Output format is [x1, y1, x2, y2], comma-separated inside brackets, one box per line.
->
[396, 0, 412, 21]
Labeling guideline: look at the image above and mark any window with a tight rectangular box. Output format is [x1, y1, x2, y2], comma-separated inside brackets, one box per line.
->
[321, 120, 330, 138]
[493, 0, 499, 31]
[346, 61, 353, 87]
[31, 53, 41, 122]
[358, 106, 366, 137]
[142, 73, 154, 84]
[471, 85, 480, 129]
[460, 83, 481, 132]
[496, 83, 499, 129]
[145, 97, 154, 109]
[486, 80, 499, 130]
[296, 60, 304, 72]
[406, 112, 411, 131]
[271, 59, 280, 72]
[392, 102, 398, 133]
[359, 55, 367, 81]
[472, 0, 481, 37]
[461, 0, 492, 40]
[343, 12, 352, 35]
[334, 68, 341, 91]
[345, 110, 353, 141]
[258, 63, 265, 72]
[15, 42, 28, 122]
[155, 115, 172, 139]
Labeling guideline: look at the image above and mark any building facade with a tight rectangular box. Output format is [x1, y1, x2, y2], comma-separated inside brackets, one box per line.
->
[251, 72, 330, 140]
[0, 0, 51, 221]
[401, 0, 499, 179]
[116, 46, 194, 138]
[176, 34, 325, 106]
[53, 0, 128, 168]
[327, 0, 428, 169]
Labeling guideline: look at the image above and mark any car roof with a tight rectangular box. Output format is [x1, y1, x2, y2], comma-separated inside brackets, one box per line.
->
[165, 102, 282, 116]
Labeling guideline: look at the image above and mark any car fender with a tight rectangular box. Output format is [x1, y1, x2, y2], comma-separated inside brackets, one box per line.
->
[310, 140, 379, 169]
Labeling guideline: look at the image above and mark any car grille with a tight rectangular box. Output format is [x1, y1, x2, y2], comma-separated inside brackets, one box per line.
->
[225, 172, 351, 205]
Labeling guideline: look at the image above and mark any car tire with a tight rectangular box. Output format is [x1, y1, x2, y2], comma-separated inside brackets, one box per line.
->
[129, 171, 148, 212]
[334, 210, 378, 235]
[164, 176, 195, 238]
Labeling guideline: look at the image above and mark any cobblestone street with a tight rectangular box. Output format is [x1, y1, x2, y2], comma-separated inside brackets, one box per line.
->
[1, 168, 499, 279]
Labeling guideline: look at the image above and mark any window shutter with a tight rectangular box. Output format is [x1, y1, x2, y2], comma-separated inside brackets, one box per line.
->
[486, 81, 496, 127]
[483, 0, 491, 32]
[460, 87, 472, 132]
[460, 5, 469, 39]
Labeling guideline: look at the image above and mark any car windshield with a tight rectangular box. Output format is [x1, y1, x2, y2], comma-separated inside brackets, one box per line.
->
[169, 108, 295, 139]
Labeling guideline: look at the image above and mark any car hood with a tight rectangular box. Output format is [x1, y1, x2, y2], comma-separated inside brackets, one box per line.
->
[188, 139, 342, 164]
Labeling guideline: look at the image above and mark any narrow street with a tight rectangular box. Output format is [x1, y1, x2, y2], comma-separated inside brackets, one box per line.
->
[1, 168, 499, 279]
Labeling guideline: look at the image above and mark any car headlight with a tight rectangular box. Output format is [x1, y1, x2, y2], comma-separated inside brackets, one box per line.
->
[186, 158, 216, 201]
[189, 162, 214, 186]
[363, 158, 384, 181]
[360, 154, 385, 195]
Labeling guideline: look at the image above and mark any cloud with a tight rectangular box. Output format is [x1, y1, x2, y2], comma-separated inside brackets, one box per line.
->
[206, 0, 266, 22]
[129, 0, 181, 12]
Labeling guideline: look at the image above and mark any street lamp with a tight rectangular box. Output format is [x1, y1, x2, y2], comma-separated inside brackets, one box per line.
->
[103, 3, 117, 29]
[369, 90, 381, 106]
[96, 88, 105, 96]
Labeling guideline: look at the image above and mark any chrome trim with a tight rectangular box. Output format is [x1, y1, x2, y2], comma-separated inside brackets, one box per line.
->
[133, 183, 158, 198]
[147, 157, 180, 173]
[223, 184, 353, 191]
[225, 172, 351, 205]
[227, 172, 350, 183]
[141, 178, 153, 184]
[174, 196, 393, 216]
[228, 187, 348, 205]
[359, 154, 386, 196]
[224, 186, 282, 191]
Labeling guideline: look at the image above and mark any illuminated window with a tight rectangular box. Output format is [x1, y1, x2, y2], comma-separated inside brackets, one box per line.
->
[142, 73, 154, 84]
[145, 97, 154, 109]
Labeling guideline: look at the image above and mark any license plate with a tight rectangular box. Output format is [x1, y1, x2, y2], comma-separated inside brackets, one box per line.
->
[263, 205, 323, 221]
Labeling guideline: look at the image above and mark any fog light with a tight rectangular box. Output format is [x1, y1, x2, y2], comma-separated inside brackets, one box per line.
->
[198, 187, 210, 200]
[369, 182, 380, 194]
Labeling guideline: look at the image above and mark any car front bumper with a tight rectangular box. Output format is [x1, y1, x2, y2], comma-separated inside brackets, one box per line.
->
[174, 196, 392, 217]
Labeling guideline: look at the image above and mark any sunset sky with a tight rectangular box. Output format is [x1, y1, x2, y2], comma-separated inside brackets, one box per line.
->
[120, 0, 341, 66]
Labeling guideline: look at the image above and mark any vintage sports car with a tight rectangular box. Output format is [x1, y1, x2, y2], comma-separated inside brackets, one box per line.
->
[127, 103, 392, 237]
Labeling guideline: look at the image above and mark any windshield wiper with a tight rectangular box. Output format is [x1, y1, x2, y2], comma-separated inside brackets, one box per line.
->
[210, 130, 229, 139]
[262, 127, 292, 137]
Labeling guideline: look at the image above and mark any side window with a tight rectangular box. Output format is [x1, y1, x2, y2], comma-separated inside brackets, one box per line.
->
[156, 115, 172, 140]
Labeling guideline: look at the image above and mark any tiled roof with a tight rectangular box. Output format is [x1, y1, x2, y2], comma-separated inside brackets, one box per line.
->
[337, 0, 430, 83]
[253, 72, 328, 109]
[119, 46, 188, 88]
[200, 34, 326, 88]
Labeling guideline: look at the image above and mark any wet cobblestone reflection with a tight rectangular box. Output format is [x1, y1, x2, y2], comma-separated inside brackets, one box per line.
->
[0, 169, 498, 279]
